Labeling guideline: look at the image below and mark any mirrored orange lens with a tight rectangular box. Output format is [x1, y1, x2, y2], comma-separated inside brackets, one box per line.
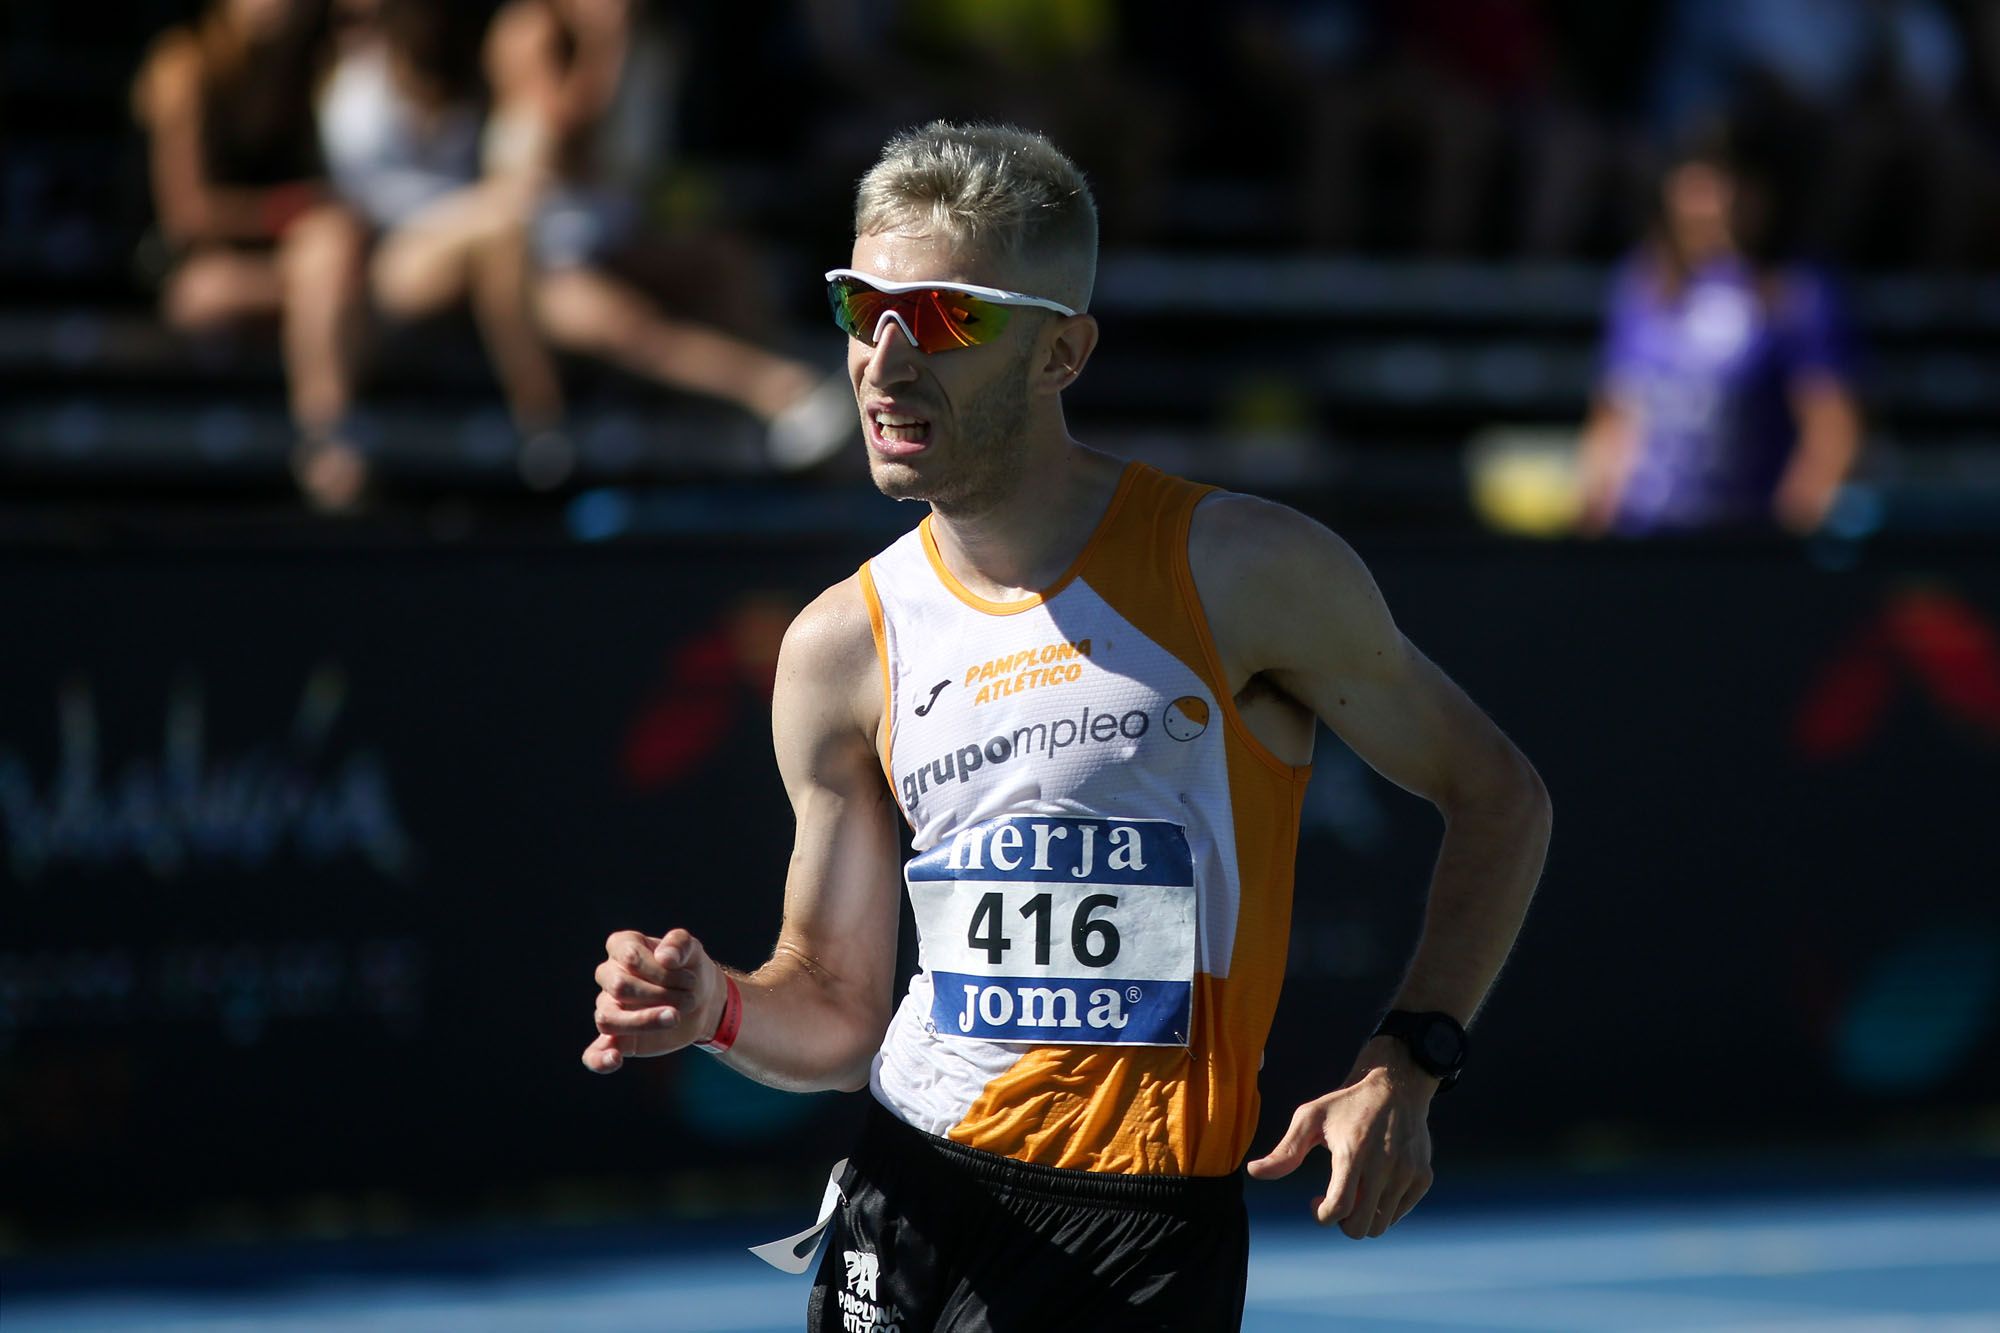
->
[828, 280, 1013, 353]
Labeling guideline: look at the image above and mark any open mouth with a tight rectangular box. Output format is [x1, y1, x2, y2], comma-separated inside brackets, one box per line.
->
[869, 410, 933, 455]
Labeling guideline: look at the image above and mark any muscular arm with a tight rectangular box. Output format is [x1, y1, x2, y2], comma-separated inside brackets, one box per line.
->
[1194, 494, 1551, 1234]
[1198, 494, 1550, 1024]
[585, 576, 903, 1093]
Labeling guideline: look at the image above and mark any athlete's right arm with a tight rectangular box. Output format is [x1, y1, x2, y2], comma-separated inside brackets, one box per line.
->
[581, 575, 902, 1093]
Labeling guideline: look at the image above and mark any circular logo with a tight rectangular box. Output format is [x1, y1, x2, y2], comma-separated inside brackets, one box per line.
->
[1162, 696, 1209, 742]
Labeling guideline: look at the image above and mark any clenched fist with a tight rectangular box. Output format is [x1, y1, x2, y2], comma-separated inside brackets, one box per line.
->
[582, 928, 725, 1073]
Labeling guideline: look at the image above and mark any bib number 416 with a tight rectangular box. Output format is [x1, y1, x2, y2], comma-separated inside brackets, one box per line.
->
[967, 891, 1121, 968]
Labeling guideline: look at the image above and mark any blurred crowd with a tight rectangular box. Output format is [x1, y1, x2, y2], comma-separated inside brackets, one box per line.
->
[133, 0, 855, 508]
[121, 0, 1998, 524]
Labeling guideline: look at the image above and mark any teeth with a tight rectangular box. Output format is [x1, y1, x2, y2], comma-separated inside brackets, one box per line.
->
[875, 413, 925, 426]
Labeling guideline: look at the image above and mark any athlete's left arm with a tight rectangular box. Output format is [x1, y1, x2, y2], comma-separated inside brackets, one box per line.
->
[1192, 493, 1552, 1239]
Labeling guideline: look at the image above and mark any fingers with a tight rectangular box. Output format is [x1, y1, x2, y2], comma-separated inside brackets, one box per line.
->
[596, 929, 708, 1007]
[593, 990, 687, 1035]
[605, 930, 673, 985]
[1314, 1146, 1361, 1227]
[1377, 1170, 1433, 1236]
[588, 928, 717, 1070]
[594, 957, 673, 1007]
[1244, 1106, 1319, 1181]
[652, 927, 705, 972]
[1253, 1090, 1434, 1239]
[1330, 1163, 1433, 1239]
[1342, 1163, 1394, 1240]
[581, 1032, 626, 1073]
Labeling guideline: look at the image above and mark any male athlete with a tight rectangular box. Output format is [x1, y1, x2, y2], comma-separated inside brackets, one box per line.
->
[585, 122, 1551, 1330]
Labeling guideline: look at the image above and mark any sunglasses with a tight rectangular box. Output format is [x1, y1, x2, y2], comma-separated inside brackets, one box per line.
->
[825, 269, 1077, 355]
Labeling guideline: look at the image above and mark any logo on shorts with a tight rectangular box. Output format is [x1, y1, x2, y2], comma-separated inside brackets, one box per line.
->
[1162, 695, 1209, 741]
[838, 1247, 900, 1330]
[843, 1250, 879, 1301]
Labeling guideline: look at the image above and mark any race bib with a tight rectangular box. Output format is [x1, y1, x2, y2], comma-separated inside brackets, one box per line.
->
[906, 813, 1196, 1047]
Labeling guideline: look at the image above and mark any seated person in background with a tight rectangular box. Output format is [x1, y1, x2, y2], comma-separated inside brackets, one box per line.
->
[133, 0, 367, 499]
[313, 0, 540, 505]
[482, 0, 853, 476]
[1577, 133, 1863, 537]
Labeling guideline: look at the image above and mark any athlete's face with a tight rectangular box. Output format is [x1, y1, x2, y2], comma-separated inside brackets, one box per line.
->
[845, 231, 1045, 515]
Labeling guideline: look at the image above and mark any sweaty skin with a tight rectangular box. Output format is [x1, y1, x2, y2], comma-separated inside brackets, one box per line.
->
[586, 229, 1551, 1241]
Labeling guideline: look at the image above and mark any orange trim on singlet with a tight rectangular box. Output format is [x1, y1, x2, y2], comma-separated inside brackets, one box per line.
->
[947, 1044, 1193, 1173]
[1200, 738, 1309, 1165]
[943, 464, 1315, 1176]
[1062, 466, 1308, 782]
[1175, 492, 1315, 783]
[950, 754, 1307, 1175]
[857, 563, 897, 794]
[916, 462, 1143, 617]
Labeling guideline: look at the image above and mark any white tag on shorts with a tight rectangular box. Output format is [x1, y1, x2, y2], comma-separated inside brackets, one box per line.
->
[748, 1157, 847, 1274]
[906, 813, 1196, 1047]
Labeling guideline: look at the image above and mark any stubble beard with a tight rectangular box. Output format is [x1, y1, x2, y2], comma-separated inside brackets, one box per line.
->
[869, 346, 1034, 517]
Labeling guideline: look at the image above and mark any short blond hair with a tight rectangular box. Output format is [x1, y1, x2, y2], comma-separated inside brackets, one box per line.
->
[855, 121, 1098, 309]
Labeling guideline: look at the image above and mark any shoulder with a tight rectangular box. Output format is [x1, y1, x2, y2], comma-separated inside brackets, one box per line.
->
[782, 573, 879, 678]
[1189, 490, 1372, 597]
[772, 573, 887, 785]
[776, 573, 883, 726]
[487, 0, 558, 66]
[134, 27, 202, 123]
[1189, 491, 1397, 679]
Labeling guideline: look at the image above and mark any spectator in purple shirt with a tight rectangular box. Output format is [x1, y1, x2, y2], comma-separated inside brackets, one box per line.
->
[1578, 135, 1863, 536]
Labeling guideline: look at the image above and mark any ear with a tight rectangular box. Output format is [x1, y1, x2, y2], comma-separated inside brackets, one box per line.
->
[1033, 313, 1100, 396]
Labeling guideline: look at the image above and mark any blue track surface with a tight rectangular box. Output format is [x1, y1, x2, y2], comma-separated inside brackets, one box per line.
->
[8, 1191, 1998, 1331]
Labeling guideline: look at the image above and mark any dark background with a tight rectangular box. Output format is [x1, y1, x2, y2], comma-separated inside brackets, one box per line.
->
[6, 529, 1997, 1245]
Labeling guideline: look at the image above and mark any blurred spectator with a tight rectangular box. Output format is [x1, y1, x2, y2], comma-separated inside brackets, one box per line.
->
[131, 0, 368, 483]
[1649, 0, 1993, 268]
[1577, 133, 1864, 537]
[798, 0, 1176, 245]
[482, 0, 854, 479]
[1229, 0, 1520, 254]
[313, 0, 528, 506]
[1514, 2, 1665, 258]
[1805, 0, 1992, 267]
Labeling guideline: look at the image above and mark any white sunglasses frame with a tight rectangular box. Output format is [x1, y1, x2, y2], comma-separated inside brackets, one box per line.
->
[823, 268, 1078, 351]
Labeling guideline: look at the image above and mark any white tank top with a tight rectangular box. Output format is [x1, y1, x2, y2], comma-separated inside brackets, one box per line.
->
[318, 45, 480, 229]
[860, 462, 1311, 1176]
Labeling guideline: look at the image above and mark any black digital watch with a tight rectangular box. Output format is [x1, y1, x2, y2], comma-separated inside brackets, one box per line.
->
[1372, 1009, 1468, 1093]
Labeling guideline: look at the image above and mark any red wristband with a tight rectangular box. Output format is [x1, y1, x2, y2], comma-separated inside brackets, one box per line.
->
[695, 972, 741, 1055]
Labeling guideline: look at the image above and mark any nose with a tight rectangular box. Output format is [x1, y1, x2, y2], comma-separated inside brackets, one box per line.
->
[861, 313, 922, 387]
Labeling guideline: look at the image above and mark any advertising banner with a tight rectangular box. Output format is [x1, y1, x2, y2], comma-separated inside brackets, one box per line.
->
[4, 535, 1997, 1235]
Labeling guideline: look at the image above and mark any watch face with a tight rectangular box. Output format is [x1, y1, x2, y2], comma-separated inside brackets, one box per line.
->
[1422, 1022, 1463, 1070]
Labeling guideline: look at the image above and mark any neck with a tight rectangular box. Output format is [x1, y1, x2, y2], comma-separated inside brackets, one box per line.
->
[928, 438, 1127, 601]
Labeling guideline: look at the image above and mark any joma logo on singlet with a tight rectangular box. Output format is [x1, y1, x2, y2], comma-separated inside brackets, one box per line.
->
[957, 983, 1131, 1032]
[898, 706, 1150, 810]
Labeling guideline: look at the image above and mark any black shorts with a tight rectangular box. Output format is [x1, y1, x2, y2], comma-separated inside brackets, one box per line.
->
[807, 1101, 1249, 1332]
